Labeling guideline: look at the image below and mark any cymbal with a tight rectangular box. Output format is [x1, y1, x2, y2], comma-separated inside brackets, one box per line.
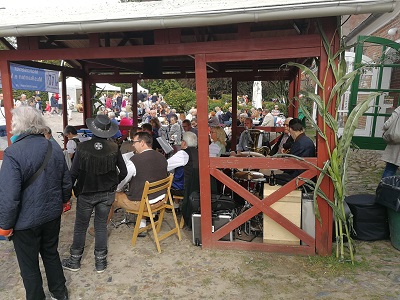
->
[234, 171, 265, 180]
[235, 151, 265, 157]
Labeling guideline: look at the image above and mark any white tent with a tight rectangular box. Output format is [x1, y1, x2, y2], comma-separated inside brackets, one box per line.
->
[125, 83, 148, 94]
[96, 83, 121, 92]
[51, 77, 83, 104]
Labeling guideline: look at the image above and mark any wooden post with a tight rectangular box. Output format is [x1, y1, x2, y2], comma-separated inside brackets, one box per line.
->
[315, 17, 339, 255]
[131, 79, 138, 127]
[0, 60, 13, 154]
[195, 53, 213, 247]
[231, 77, 238, 151]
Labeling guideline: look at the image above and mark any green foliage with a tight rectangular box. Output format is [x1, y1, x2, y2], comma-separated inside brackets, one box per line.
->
[141, 79, 182, 97]
[165, 88, 196, 112]
[286, 25, 381, 264]
[208, 98, 225, 112]
[263, 81, 289, 101]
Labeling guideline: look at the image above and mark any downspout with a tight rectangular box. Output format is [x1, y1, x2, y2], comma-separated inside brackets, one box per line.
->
[0, 2, 395, 36]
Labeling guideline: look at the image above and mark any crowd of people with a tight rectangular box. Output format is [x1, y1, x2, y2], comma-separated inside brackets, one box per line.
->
[0, 89, 328, 300]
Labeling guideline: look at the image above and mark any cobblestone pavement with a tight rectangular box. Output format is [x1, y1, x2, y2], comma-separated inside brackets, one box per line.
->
[0, 119, 399, 299]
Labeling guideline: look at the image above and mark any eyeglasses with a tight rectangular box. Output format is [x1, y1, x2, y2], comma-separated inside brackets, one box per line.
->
[132, 140, 141, 143]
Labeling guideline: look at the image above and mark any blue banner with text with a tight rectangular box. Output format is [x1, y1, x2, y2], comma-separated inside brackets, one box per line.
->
[0, 63, 59, 93]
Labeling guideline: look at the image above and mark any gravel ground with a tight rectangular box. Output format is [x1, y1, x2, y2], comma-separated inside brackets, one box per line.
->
[0, 114, 399, 299]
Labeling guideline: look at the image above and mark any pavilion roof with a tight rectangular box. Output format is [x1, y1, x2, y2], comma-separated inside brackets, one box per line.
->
[0, 0, 395, 37]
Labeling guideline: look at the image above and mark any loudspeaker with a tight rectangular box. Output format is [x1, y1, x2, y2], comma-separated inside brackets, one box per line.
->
[192, 213, 235, 246]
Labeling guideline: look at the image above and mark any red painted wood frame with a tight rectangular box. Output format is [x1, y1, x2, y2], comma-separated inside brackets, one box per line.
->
[196, 27, 337, 255]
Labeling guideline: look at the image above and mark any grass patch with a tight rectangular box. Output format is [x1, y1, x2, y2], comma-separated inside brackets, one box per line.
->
[304, 253, 370, 278]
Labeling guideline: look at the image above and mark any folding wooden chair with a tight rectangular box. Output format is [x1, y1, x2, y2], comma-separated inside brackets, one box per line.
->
[172, 195, 185, 229]
[126, 173, 182, 253]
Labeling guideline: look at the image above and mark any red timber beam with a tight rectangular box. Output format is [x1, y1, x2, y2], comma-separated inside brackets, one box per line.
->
[287, 69, 301, 118]
[0, 35, 321, 61]
[0, 60, 13, 160]
[209, 157, 318, 254]
[231, 77, 238, 152]
[314, 17, 339, 256]
[131, 79, 138, 127]
[196, 33, 324, 254]
[195, 53, 213, 247]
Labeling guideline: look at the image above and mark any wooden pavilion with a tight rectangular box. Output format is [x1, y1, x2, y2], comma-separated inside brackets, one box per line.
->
[0, 0, 396, 255]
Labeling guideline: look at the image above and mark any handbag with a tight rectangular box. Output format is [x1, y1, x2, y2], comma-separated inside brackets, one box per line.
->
[383, 111, 400, 144]
[22, 141, 52, 190]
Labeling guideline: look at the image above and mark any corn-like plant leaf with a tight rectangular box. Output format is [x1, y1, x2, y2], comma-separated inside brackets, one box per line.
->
[297, 99, 327, 141]
[337, 93, 380, 161]
[286, 62, 323, 89]
[328, 69, 360, 109]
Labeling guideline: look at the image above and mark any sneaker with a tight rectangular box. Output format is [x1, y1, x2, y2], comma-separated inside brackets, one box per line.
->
[50, 291, 69, 300]
[62, 258, 81, 272]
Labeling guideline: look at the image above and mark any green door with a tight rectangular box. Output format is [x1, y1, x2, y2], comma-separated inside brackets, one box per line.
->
[349, 36, 400, 150]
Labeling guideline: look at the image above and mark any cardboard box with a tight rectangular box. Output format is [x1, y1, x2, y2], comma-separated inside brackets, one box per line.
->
[263, 185, 301, 245]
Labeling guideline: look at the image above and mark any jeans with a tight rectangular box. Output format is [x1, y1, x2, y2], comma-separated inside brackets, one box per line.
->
[382, 162, 399, 178]
[72, 191, 115, 252]
[12, 217, 67, 300]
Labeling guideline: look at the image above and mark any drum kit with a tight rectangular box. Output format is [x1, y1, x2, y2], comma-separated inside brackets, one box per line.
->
[232, 170, 266, 238]
[220, 165, 266, 239]
[221, 129, 272, 239]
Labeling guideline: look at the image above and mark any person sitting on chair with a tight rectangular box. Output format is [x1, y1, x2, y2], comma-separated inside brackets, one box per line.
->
[275, 118, 316, 185]
[269, 117, 294, 156]
[235, 117, 268, 154]
[110, 131, 168, 237]
[166, 131, 199, 227]
[167, 132, 198, 211]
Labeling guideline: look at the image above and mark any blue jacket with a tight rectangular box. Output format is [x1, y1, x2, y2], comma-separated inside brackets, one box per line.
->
[0, 134, 72, 230]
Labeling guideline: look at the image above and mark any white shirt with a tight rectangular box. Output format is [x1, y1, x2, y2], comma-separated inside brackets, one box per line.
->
[66, 139, 78, 155]
[209, 143, 221, 157]
[185, 113, 193, 121]
[167, 150, 189, 171]
[0, 107, 6, 126]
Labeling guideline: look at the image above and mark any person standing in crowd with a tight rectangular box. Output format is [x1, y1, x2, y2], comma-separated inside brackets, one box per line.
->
[62, 115, 127, 274]
[67, 94, 75, 121]
[381, 106, 400, 178]
[0, 106, 72, 300]
[50, 93, 60, 115]
[63, 125, 80, 161]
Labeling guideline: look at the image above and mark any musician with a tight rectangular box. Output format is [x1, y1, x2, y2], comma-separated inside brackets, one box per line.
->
[237, 117, 257, 151]
[275, 118, 316, 185]
[270, 117, 294, 155]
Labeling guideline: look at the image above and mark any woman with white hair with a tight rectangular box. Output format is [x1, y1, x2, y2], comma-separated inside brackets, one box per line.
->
[0, 106, 72, 300]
